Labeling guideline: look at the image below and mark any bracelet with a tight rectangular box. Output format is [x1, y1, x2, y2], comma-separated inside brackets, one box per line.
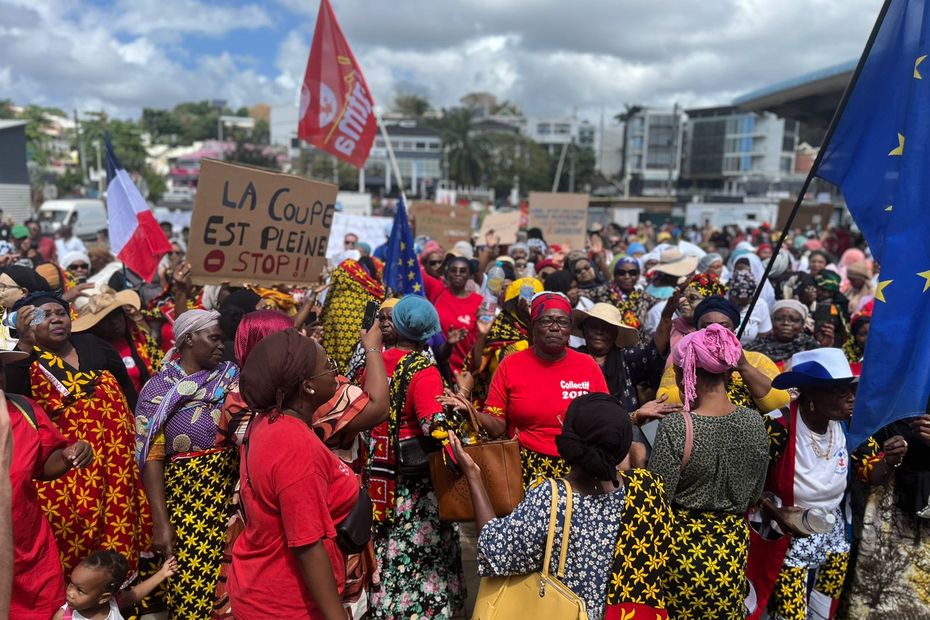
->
[886, 456, 902, 468]
[365, 347, 380, 353]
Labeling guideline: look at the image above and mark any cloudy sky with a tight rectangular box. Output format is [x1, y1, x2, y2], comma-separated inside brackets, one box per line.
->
[1, 0, 880, 121]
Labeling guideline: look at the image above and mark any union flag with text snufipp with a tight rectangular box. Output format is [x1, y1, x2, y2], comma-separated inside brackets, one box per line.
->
[298, 0, 377, 168]
[815, 0, 930, 450]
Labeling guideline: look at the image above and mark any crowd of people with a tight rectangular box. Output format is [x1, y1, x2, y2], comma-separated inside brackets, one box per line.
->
[1, 214, 926, 620]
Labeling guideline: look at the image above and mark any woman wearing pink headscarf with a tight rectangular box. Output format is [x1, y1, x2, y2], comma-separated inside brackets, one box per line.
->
[649, 324, 770, 620]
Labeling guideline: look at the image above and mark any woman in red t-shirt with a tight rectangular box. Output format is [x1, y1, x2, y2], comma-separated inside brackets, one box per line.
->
[423, 255, 482, 375]
[230, 329, 370, 620]
[3, 360, 94, 620]
[366, 295, 466, 619]
[480, 292, 609, 487]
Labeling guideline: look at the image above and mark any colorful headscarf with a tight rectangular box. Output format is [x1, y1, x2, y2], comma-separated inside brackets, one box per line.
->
[392, 295, 441, 343]
[771, 299, 809, 321]
[166, 309, 220, 360]
[613, 256, 640, 275]
[530, 291, 572, 322]
[504, 277, 543, 305]
[729, 270, 756, 299]
[686, 272, 727, 298]
[672, 323, 743, 411]
[527, 238, 548, 255]
[815, 270, 841, 292]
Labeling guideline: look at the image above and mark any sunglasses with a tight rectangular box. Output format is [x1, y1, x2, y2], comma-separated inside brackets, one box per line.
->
[574, 264, 593, 274]
[427, 260, 444, 267]
[536, 316, 572, 330]
[308, 357, 338, 379]
[616, 269, 639, 276]
[69, 263, 90, 270]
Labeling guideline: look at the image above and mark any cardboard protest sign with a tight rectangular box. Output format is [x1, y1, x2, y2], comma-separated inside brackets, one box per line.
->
[326, 212, 392, 258]
[528, 192, 589, 250]
[410, 201, 472, 249]
[188, 159, 338, 286]
[477, 211, 521, 245]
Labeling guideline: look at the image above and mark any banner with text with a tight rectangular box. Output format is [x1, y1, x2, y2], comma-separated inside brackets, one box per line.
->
[410, 201, 472, 249]
[477, 210, 522, 245]
[188, 159, 338, 287]
[528, 192, 588, 250]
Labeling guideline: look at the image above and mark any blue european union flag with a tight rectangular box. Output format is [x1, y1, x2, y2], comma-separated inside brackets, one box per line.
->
[383, 197, 425, 296]
[816, 0, 930, 449]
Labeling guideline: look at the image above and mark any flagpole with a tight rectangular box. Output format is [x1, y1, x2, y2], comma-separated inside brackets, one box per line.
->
[376, 112, 407, 204]
[737, 0, 894, 339]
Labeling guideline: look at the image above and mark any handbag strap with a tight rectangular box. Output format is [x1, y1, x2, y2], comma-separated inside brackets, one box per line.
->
[541, 479, 559, 579]
[540, 479, 574, 580]
[680, 411, 694, 474]
[557, 479, 573, 579]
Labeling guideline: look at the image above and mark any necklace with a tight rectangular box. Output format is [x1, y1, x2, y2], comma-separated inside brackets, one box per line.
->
[808, 422, 835, 460]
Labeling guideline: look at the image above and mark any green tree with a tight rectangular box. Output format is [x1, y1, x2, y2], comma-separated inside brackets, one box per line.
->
[0, 99, 14, 119]
[79, 114, 147, 172]
[18, 105, 65, 167]
[56, 168, 84, 196]
[141, 166, 167, 203]
[252, 118, 270, 145]
[435, 107, 489, 187]
[225, 126, 281, 171]
[393, 94, 431, 118]
[483, 133, 551, 197]
[141, 108, 183, 144]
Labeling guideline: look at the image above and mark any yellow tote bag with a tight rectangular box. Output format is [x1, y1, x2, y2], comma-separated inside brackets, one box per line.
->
[472, 479, 589, 620]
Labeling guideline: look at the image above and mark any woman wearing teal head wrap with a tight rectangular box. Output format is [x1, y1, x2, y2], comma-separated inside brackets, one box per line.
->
[367, 291, 466, 617]
[391, 295, 441, 344]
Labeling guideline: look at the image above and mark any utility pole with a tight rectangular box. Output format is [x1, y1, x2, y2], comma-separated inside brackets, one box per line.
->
[95, 139, 104, 195]
[568, 137, 577, 193]
[74, 109, 87, 181]
[667, 102, 679, 197]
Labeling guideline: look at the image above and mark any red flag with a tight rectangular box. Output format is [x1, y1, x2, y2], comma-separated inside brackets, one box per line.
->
[298, 0, 377, 168]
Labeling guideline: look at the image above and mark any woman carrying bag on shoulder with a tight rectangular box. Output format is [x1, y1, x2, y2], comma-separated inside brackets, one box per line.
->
[449, 393, 674, 620]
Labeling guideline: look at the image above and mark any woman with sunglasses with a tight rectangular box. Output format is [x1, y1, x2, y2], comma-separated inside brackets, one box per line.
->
[423, 254, 482, 375]
[229, 329, 369, 620]
[610, 256, 648, 330]
[746, 349, 906, 620]
[60, 251, 92, 285]
[364, 295, 465, 619]
[134, 309, 241, 618]
[479, 292, 609, 488]
[568, 255, 618, 306]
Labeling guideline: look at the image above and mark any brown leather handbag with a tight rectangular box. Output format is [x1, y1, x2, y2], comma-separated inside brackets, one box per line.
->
[428, 407, 524, 522]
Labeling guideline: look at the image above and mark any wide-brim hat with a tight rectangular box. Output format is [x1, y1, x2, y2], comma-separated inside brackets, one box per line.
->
[772, 348, 858, 390]
[71, 286, 141, 332]
[652, 248, 699, 277]
[572, 303, 639, 348]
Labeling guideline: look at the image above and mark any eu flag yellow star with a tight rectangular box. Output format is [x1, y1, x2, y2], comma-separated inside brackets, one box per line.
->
[889, 133, 905, 156]
[918, 269, 930, 293]
[916, 54, 927, 79]
[876, 279, 893, 302]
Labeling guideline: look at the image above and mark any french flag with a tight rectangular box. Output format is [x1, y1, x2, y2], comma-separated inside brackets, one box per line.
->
[104, 135, 172, 282]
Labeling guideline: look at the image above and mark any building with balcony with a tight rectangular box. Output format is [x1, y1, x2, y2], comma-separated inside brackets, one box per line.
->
[681, 106, 800, 195]
[622, 107, 685, 195]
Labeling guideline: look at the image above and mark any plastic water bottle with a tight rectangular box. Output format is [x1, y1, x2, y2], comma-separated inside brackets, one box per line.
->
[521, 262, 537, 279]
[486, 261, 506, 295]
[800, 508, 836, 534]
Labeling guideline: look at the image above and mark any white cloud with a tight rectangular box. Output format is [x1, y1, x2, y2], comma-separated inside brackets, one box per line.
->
[0, 0, 883, 121]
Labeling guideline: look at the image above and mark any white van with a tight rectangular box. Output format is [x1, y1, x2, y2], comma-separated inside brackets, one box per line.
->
[37, 199, 108, 241]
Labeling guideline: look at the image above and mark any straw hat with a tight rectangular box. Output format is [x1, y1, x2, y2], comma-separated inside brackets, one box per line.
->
[71, 285, 141, 332]
[652, 248, 699, 277]
[572, 303, 640, 348]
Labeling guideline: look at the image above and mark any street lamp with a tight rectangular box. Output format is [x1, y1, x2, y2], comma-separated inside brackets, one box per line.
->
[217, 115, 255, 160]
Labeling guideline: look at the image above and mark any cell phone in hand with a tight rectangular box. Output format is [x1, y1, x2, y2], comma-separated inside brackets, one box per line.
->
[361, 299, 380, 331]
[813, 302, 832, 327]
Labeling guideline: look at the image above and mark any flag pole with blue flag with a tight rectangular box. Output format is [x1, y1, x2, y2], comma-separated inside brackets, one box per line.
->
[383, 196, 424, 296]
[812, 0, 930, 450]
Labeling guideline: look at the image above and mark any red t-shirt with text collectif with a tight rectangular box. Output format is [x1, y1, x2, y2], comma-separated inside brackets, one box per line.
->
[229, 414, 359, 620]
[484, 348, 608, 456]
[424, 273, 482, 374]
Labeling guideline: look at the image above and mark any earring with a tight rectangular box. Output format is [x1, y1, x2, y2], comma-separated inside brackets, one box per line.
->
[309, 388, 315, 395]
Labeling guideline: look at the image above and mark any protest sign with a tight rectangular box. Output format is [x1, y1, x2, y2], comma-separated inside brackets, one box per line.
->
[477, 211, 521, 245]
[326, 212, 392, 258]
[410, 201, 472, 249]
[188, 158, 337, 286]
[528, 192, 589, 250]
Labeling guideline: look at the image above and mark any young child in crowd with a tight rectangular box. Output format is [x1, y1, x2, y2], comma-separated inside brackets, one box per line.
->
[53, 550, 178, 620]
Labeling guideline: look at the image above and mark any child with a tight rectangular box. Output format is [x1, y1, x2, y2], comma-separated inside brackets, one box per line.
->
[53, 550, 178, 620]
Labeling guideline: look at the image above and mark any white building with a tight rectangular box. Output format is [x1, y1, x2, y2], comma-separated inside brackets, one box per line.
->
[623, 107, 686, 195]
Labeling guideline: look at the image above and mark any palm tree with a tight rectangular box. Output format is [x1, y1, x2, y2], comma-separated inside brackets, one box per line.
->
[436, 107, 489, 187]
